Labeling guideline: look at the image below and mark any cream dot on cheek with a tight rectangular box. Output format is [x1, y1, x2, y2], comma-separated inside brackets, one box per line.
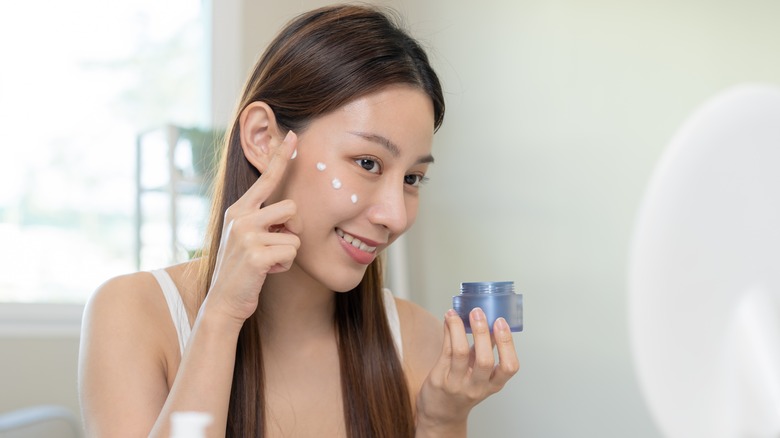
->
[331, 178, 342, 189]
[351, 194, 358, 204]
[316, 162, 326, 171]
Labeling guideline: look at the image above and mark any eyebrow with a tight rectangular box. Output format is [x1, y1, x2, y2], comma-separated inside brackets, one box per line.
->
[348, 131, 435, 164]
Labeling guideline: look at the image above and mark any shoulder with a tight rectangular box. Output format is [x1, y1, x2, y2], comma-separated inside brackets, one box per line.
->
[84, 271, 163, 322]
[81, 271, 172, 349]
[394, 297, 442, 349]
[393, 296, 443, 388]
[83, 260, 200, 333]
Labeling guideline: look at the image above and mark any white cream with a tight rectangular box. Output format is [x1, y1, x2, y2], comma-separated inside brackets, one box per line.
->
[291, 149, 298, 159]
[351, 194, 358, 204]
[316, 162, 326, 171]
[331, 178, 342, 189]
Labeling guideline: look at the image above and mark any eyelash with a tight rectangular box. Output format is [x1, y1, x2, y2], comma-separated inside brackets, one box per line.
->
[353, 157, 429, 187]
[355, 157, 380, 174]
[404, 174, 429, 187]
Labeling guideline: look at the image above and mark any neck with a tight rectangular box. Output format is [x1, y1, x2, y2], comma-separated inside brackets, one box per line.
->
[257, 264, 337, 347]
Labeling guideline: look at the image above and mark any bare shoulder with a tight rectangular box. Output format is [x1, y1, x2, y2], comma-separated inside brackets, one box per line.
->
[394, 297, 442, 349]
[83, 271, 169, 338]
[394, 297, 443, 386]
[86, 271, 157, 309]
[83, 260, 200, 337]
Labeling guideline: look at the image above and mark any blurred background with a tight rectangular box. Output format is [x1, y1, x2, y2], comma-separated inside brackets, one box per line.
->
[2, 0, 780, 436]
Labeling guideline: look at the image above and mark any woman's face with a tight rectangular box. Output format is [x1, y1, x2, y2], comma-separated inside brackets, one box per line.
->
[271, 84, 435, 292]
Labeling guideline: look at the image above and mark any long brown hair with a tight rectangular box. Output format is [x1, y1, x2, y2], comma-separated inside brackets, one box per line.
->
[198, 5, 444, 437]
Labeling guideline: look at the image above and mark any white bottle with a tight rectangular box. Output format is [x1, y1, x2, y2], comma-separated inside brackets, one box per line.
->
[170, 411, 213, 438]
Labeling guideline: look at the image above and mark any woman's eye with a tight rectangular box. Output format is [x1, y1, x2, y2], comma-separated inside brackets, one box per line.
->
[356, 158, 380, 174]
[404, 174, 428, 187]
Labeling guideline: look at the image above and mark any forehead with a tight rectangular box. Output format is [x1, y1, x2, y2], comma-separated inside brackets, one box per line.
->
[306, 85, 435, 157]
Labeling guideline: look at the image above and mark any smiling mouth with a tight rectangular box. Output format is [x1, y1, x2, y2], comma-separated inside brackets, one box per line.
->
[335, 228, 378, 253]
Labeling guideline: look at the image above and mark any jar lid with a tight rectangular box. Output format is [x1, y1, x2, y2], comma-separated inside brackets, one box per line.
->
[460, 281, 515, 295]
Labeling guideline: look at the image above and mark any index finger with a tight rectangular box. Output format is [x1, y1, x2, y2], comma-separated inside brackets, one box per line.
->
[443, 309, 471, 380]
[241, 130, 297, 208]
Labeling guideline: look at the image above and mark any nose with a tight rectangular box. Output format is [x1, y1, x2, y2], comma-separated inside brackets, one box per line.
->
[367, 181, 410, 235]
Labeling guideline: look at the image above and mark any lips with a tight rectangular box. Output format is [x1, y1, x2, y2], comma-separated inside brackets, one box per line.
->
[335, 228, 378, 253]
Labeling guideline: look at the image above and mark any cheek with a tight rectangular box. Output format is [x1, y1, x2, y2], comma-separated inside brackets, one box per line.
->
[302, 160, 366, 211]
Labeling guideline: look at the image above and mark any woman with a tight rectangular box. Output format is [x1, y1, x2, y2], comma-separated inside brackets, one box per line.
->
[78, 4, 519, 437]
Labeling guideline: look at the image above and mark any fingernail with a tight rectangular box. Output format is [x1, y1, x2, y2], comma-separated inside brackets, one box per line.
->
[446, 309, 458, 318]
[496, 317, 509, 331]
[283, 130, 294, 142]
[471, 307, 485, 321]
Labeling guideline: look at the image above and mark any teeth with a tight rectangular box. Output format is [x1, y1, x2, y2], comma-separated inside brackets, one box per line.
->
[335, 228, 377, 253]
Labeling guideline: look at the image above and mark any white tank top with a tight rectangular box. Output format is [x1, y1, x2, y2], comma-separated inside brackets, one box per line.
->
[150, 269, 404, 360]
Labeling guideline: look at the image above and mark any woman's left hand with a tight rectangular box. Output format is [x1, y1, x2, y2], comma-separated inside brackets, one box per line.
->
[415, 308, 519, 436]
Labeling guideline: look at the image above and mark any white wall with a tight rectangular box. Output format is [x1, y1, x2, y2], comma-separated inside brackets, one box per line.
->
[0, 337, 80, 420]
[401, 1, 780, 436]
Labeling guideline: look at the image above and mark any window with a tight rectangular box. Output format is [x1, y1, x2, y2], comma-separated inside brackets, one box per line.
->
[0, 0, 209, 304]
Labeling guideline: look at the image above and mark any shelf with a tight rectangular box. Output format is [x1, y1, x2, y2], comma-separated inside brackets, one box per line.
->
[134, 125, 220, 270]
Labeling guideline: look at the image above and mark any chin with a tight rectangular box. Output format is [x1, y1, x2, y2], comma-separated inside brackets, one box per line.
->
[326, 270, 368, 293]
[293, 242, 378, 292]
[295, 259, 369, 293]
[331, 262, 374, 292]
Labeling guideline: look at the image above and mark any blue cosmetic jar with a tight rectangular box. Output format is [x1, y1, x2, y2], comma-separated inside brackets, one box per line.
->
[452, 281, 523, 333]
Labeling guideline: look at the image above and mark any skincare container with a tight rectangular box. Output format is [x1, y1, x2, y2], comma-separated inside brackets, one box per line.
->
[452, 281, 523, 333]
[170, 411, 212, 438]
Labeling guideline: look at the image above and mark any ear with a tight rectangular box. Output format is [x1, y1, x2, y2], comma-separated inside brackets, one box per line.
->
[239, 101, 283, 173]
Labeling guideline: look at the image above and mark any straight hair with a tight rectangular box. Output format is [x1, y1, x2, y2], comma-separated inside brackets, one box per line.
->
[197, 5, 444, 437]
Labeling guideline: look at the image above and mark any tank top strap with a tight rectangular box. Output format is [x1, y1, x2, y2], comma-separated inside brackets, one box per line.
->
[382, 288, 403, 360]
[150, 269, 192, 356]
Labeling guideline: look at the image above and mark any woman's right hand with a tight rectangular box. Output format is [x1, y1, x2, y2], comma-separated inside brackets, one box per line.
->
[204, 131, 301, 326]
